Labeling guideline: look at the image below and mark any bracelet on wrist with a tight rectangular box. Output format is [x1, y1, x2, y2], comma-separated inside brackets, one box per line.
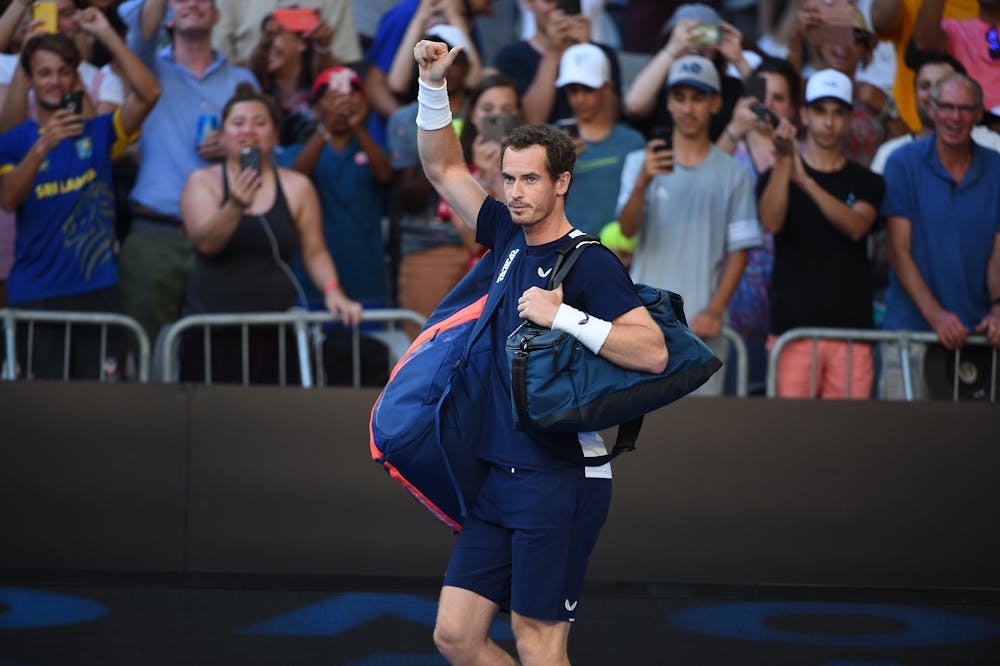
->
[724, 126, 742, 145]
[323, 279, 339, 295]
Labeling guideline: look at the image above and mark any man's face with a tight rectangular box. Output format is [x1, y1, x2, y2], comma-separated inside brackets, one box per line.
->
[29, 49, 77, 110]
[667, 85, 720, 139]
[170, 0, 218, 35]
[761, 71, 795, 121]
[801, 98, 851, 151]
[914, 63, 956, 128]
[930, 79, 982, 148]
[564, 82, 605, 123]
[501, 144, 568, 228]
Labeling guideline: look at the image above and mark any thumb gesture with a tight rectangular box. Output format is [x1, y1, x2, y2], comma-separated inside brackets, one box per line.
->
[414, 39, 464, 86]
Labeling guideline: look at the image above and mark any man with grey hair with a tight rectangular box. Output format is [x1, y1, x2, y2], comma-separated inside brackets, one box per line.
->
[880, 72, 1000, 399]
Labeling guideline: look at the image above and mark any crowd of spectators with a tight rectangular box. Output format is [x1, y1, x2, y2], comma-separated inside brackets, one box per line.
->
[0, 0, 997, 396]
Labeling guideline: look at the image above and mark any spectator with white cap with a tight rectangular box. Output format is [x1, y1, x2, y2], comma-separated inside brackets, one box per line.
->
[617, 54, 762, 396]
[758, 68, 885, 399]
[555, 42, 645, 236]
[494, 0, 623, 125]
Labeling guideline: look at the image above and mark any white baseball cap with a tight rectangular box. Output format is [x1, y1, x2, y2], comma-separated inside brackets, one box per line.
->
[805, 69, 854, 107]
[667, 55, 720, 94]
[425, 24, 472, 52]
[555, 43, 611, 89]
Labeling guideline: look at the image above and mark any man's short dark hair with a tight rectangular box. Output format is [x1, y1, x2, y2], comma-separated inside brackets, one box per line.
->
[913, 51, 967, 80]
[501, 124, 577, 188]
[20, 34, 81, 77]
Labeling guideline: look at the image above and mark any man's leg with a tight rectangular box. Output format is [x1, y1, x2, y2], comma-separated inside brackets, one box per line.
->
[821, 340, 874, 399]
[768, 336, 819, 398]
[511, 612, 571, 666]
[119, 226, 193, 343]
[434, 585, 515, 666]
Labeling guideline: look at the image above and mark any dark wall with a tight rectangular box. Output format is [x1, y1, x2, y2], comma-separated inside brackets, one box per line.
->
[2, 383, 998, 588]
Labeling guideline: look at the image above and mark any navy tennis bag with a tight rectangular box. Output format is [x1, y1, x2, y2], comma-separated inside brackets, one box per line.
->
[369, 250, 500, 531]
[507, 235, 722, 460]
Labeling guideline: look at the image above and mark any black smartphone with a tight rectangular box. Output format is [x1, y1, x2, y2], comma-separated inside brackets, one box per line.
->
[556, 117, 579, 139]
[744, 75, 780, 128]
[555, 0, 581, 14]
[60, 91, 84, 114]
[240, 146, 262, 173]
[481, 114, 520, 143]
[650, 125, 672, 152]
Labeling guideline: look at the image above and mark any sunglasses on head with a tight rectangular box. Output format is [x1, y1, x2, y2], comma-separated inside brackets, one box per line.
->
[987, 25, 1000, 61]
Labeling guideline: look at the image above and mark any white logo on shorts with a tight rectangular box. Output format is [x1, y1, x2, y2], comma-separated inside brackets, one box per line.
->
[564, 599, 578, 611]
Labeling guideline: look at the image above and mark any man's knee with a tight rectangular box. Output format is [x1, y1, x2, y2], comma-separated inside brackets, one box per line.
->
[512, 614, 570, 666]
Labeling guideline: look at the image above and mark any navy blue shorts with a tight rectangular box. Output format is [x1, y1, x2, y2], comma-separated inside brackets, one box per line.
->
[443, 464, 612, 622]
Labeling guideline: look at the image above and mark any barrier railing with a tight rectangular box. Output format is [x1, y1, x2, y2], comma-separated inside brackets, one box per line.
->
[719, 325, 749, 397]
[767, 328, 997, 402]
[1, 308, 151, 382]
[159, 308, 426, 388]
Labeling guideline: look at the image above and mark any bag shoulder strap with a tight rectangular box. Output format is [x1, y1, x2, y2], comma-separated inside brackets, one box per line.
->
[464, 234, 525, 357]
[547, 233, 603, 290]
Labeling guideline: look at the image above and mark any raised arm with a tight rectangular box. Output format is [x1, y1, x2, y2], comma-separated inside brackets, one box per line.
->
[414, 39, 486, 230]
[912, 0, 948, 53]
[285, 169, 363, 326]
[77, 8, 160, 135]
[0, 0, 29, 53]
[757, 120, 797, 233]
[624, 19, 696, 119]
[870, 0, 902, 36]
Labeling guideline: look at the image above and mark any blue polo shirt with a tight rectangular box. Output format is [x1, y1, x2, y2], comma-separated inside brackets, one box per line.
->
[880, 135, 1000, 331]
[119, 0, 258, 219]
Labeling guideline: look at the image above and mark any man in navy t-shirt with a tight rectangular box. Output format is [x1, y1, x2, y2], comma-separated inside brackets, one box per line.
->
[413, 39, 668, 665]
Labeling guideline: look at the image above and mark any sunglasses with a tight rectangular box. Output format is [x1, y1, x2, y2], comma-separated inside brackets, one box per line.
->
[988, 25, 1000, 61]
[852, 27, 871, 45]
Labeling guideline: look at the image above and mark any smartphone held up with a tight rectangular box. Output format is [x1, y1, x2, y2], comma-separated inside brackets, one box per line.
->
[240, 146, 262, 174]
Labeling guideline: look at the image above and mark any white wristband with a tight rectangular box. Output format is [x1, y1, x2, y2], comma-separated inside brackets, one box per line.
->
[416, 78, 453, 131]
[552, 303, 612, 355]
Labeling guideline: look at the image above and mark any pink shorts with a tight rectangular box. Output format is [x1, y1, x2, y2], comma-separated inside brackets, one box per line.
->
[767, 336, 874, 399]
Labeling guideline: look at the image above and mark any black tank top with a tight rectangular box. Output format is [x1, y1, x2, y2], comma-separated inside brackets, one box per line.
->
[185, 167, 300, 314]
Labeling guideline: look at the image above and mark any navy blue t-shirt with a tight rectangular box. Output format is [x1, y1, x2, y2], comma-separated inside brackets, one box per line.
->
[475, 197, 642, 474]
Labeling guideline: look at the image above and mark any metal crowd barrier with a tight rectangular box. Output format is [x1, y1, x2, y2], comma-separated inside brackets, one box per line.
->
[159, 308, 426, 388]
[767, 328, 998, 402]
[719, 325, 749, 397]
[1, 308, 151, 382]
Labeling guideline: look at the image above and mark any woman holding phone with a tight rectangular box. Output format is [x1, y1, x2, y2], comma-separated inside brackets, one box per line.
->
[715, 56, 801, 393]
[179, 84, 361, 384]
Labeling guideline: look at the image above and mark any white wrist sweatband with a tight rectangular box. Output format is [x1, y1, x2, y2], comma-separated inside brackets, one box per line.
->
[552, 303, 612, 355]
[416, 78, 452, 131]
